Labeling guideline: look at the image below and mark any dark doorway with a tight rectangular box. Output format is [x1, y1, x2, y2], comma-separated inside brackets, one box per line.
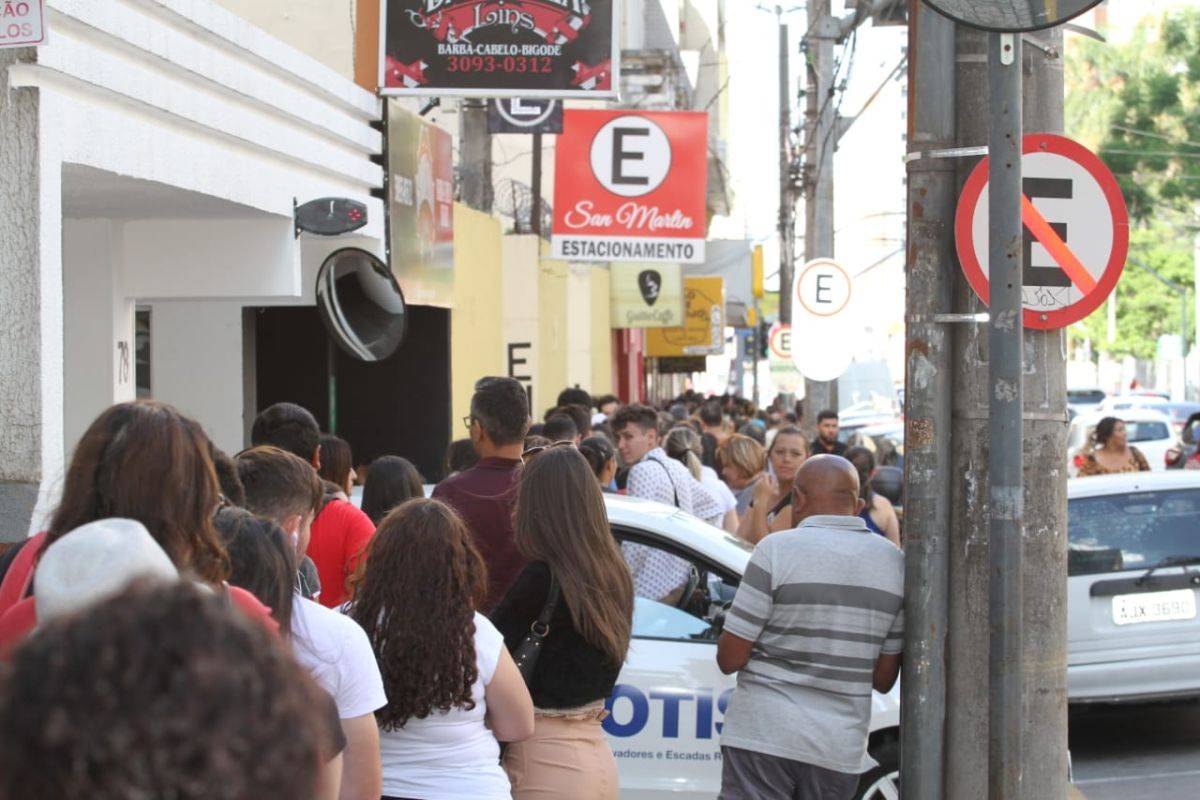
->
[253, 306, 451, 482]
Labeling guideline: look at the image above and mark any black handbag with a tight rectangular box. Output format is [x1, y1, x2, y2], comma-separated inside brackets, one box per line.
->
[512, 575, 561, 684]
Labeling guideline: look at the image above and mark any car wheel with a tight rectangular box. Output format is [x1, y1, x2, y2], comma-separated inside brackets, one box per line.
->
[854, 738, 899, 800]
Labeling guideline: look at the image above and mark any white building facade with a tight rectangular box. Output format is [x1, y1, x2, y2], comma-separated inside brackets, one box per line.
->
[0, 0, 384, 539]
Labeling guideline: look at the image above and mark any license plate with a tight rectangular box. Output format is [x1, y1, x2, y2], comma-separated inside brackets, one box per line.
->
[1112, 590, 1197, 626]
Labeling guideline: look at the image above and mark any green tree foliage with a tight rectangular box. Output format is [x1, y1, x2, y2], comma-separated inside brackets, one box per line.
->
[1066, 9, 1198, 359]
[1072, 228, 1193, 361]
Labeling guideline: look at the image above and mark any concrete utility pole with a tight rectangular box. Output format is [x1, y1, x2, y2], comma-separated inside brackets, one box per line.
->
[945, 25, 1068, 800]
[802, 0, 838, 423]
[900, 2, 954, 797]
[779, 9, 796, 331]
[459, 100, 493, 213]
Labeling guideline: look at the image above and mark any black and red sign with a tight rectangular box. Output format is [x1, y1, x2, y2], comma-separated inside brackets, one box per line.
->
[380, 0, 618, 98]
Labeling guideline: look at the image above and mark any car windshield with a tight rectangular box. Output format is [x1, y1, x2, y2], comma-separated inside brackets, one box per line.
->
[1068, 390, 1105, 404]
[1068, 489, 1200, 576]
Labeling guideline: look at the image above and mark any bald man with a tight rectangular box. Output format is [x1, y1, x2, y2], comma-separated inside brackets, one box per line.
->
[715, 455, 904, 800]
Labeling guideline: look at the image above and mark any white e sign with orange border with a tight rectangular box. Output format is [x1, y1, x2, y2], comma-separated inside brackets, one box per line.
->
[791, 258, 854, 382]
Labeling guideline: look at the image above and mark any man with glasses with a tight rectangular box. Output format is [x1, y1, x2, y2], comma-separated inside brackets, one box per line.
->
[433, 377, 530, 611]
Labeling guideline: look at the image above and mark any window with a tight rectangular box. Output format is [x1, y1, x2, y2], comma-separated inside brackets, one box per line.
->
[613, 526, 739, 643]
[1068, 489, 1200, 576]
[1127, 421, 1169, 442]
[1067, 389, 1105, 405]
[135, 308, 152, 399]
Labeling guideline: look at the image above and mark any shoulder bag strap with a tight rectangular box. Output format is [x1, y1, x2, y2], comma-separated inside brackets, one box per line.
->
[512, 574, 561, 685]
[644, 455, 680, 508]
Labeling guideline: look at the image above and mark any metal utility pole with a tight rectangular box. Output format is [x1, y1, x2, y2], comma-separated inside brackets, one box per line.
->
[986, 31, 1024, 798]
[900, 1, 954, 797]
[802, 0, 838, 423]
[531, 130, 544, 237]
[778, 8, 796, 330]
[946, 24, 1068, 800]
[459, 100, 493, 213]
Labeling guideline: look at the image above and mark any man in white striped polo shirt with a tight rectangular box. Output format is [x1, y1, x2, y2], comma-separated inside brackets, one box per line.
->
[716, 455, 904, 799]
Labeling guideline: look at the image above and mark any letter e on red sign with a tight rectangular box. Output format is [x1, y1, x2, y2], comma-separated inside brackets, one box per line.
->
[552, 109, 709, 263]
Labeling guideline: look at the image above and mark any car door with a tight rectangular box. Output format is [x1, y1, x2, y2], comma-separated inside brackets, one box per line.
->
[605, 525, 737, 800]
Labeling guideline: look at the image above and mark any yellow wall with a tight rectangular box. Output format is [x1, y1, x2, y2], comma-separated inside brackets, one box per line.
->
[535, 249, 613, 417]
[454, 228, 615, 427]
[536, 256, 570, 417]
[450, 205, 505, 429]
[590, 267, 613, 395]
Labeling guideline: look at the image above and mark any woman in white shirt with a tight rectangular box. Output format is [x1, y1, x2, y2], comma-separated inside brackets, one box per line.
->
[664, 426, 739, 532]
[345, 499, 534, 800]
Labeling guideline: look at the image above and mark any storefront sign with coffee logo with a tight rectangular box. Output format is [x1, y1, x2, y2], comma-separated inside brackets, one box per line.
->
[609, 262, 683, 328]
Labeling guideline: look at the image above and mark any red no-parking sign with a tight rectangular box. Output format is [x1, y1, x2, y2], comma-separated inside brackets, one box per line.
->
[955, 133, 1129, 330]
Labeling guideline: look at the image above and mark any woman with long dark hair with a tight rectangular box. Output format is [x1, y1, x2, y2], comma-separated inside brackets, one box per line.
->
[578, 436, 618, 491]
[360, 456, 425, 525]
[1077, 417, 1150, 476]
[843, 447, 902, 548]
[347, 499, 534, 800]
[213, 506, 349, 800]
[0, 401, 276, 648]
[318, 435, 356, 499]
[491, 447, 635, 800]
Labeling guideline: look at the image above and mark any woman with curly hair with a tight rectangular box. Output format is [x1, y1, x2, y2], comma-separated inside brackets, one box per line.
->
[1077, 416, 1151, 476]
[0, 401, 274, 651]
[0, 580, 331, 800]
[491, 446, 635, 800]
[346, 499, 534, 800]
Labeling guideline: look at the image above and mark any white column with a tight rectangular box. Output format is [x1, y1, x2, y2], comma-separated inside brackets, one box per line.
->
[62, 220, 137, 453]
[0, 54, 65, 539]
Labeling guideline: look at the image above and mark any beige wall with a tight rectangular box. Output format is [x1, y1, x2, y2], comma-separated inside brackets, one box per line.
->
[213, 0, 358, 79]
[535, 250, 613, 418]
[450, 205, 505, 429]
[590, 267, 614, 396]
[501, 235, 541, 411]
[536, 257, 570, 418]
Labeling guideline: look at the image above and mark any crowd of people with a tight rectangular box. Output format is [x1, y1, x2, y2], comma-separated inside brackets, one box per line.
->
[0, 378, 905, 800]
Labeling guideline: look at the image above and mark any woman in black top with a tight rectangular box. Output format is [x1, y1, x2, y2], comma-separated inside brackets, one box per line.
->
[491, 447, 634, 800]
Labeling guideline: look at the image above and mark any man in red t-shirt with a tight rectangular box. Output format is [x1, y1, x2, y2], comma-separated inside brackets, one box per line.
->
[433, 377, 530, 611]
[251, 403, 374, 609]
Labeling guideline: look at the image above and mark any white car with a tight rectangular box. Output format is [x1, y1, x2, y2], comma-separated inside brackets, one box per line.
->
[1068, 471, 1200, 703]
[603, 494, 900, 799]
[1066, 387, 1106, 416]
[1067, 408, 1177, 476]
[1098, 393, 1170, 412]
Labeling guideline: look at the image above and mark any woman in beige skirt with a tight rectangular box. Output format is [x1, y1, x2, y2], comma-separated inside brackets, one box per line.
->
[491, 447, 635, 799]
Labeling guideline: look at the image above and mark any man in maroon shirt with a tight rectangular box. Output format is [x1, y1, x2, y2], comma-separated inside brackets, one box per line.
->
[434, 377, 530, 611]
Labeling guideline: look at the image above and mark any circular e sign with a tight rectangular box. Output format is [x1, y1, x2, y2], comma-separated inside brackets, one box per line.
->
[796, 259, 852, 318]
